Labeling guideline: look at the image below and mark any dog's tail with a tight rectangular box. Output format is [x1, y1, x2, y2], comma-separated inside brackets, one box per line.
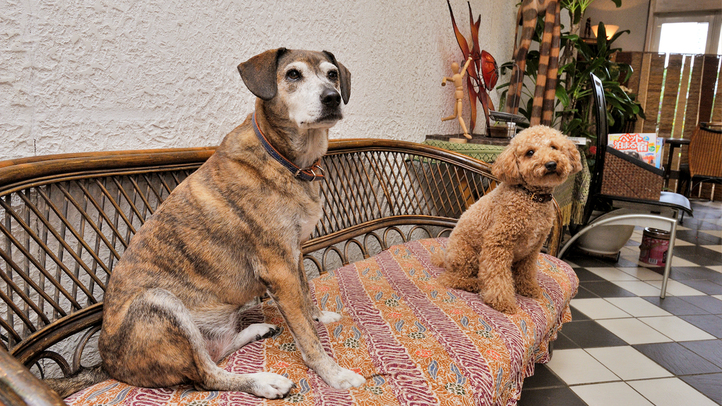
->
[45, 364, 110, 399]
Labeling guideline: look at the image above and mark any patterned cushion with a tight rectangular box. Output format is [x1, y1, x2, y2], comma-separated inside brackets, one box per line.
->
[66, 238, 578, 406]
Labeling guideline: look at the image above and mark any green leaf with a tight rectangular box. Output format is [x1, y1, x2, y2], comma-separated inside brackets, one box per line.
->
[556, 85, 570, 107]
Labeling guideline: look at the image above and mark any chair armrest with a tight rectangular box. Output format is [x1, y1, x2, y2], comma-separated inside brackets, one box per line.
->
[0, 349, 66, 406]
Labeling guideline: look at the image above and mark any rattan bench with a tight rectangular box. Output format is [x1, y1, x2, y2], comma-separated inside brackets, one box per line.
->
[0, 139, 577, 406]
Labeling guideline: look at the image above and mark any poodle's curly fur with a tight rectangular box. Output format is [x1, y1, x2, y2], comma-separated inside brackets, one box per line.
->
[435, 126, 582, 314]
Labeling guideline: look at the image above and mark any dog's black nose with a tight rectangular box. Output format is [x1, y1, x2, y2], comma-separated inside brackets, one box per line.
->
[545, 161, 557, 172]
[321, 88, 341, 108]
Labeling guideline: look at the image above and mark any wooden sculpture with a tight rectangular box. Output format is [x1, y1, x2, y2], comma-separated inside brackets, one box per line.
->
[442, 57, 474, 139]
[446, 0, 499, 136]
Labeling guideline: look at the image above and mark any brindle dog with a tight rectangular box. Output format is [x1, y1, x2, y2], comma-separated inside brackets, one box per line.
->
[47, 48, 364, 399]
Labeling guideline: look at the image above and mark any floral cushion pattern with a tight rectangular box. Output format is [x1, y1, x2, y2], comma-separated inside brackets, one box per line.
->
[66, 238, 578, 406]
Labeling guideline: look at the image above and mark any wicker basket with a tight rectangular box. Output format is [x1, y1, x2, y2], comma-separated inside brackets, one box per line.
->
[600, 147, 664, 200]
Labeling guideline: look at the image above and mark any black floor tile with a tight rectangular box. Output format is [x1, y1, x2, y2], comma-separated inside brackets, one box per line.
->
[681, 340, 722, 369]
[517, 387, 587, 406]
[559, 320, 627, 348]
[571, 285, 599, 299]
[672, 246, 722, 266]
[680, 315, 722, 338]
[570, 307, 590, 321]
[676, 230, 722, 245]
[572, 268, 606, 282]
[634, 342, 722, 375]
[552, 332, 580, 350]
[679, 279, 722, 295]
[680, 296, 722, 315]
[523, 363, 566, 389]
[615, 257, 641, 268]
[670, 267, 722, 284]
[643, 296, 710, 316]
[565, 254, 619, 268]
[680, 373, 722, 405]
[579, 280, 636, 297]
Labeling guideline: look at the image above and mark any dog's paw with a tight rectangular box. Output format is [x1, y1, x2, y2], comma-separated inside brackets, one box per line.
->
[249, 372, 295, 399]
[485, 295, 519, 314]
[314, 311, 342, 324]
[247, 323, 281, 341]
[322, 366, 366, 390]
[517, 284, 543, 300]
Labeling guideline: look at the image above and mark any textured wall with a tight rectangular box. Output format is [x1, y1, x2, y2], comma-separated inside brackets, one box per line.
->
[1, 1, 517, 161]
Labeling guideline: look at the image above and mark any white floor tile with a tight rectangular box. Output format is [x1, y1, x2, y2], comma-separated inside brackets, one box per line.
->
[572, 382, 654, 406]
[634, 256, 699, 268]
[639, 316, 716, 341]
[629, 378, 718, 406]
[703, 245, 722, 254]
[609, 280, 663, 297]
[646, 279, 707, 296]
[596, 318, 673, 345]
[670, 256, 699, 267]
[571, 298, 632, 319]
[714, 295, 722, 302]
[605, 297, 672, 317]
[630, 230, 644, 243]
[672, 239, 694, 246]
[586, 346, 672, 380]
[585, 267, 641, 281]
[616, 267, 664, 281]
[708, 265, 722, 273]
[700, 229, 722, 238]
[545, 348, 619, 385]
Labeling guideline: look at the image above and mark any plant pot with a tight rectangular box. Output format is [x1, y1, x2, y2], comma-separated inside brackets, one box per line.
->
[488, 125, 508, 138]
[575, 209, 635, 256]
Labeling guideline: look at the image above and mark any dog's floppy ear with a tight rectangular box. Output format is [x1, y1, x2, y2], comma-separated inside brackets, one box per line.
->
[238, 48, 288, 101]
[492, 145, 522, 184]
[323, 51, 351, 104]
[563, 137, 583, 174]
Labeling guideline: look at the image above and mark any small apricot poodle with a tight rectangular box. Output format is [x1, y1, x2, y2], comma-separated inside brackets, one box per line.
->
[435, 125, 582, 314]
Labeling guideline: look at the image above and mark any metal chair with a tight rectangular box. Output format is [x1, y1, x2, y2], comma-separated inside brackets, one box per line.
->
[559, 73, 693, 299]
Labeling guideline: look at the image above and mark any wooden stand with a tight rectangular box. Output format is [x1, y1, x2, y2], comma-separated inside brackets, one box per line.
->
[449, 137, 468, 144]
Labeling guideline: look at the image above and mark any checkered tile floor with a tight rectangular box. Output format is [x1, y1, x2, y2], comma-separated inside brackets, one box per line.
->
[519, 200, 722, 406]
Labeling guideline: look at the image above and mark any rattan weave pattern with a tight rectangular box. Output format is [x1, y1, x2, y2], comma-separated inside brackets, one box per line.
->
[0, 169, 194, 349]
[689, 125, 722, 179]
[600, 151, 663, 200]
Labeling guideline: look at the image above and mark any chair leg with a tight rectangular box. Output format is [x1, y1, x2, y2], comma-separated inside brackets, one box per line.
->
[660, 220, 678, 299]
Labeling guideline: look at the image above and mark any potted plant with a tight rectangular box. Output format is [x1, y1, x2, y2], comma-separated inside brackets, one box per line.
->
[499, 1, 644, 165]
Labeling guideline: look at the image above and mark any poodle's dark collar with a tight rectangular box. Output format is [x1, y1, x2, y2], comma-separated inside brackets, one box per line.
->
[519, 186, 553, 203]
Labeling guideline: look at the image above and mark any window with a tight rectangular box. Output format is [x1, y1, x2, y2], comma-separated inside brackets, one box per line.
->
[649, 12, 722, 54]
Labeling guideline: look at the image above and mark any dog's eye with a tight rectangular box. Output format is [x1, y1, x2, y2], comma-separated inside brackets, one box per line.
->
[328, 70, 338, 80]
[286, 69, 302, 81]
[551, 145, 558, 150]
[526, 150, 535, 157]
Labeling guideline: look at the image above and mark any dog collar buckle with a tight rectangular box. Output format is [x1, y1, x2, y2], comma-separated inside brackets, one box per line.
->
[519, 186, 553, 203]
[253, 113, 325, 182]
[529, 192, 553, 203]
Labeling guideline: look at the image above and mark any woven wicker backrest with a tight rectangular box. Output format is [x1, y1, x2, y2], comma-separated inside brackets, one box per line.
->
[689, 124, 722, 179]
[0, 149, 214, 363]
[0, 139, 560, 377]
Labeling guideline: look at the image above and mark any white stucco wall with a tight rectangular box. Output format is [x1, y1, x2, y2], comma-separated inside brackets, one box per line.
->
[0, 0, 517, 161]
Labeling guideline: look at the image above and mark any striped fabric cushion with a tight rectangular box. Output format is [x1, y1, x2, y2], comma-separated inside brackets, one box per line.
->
[66, 238, 578, 406]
